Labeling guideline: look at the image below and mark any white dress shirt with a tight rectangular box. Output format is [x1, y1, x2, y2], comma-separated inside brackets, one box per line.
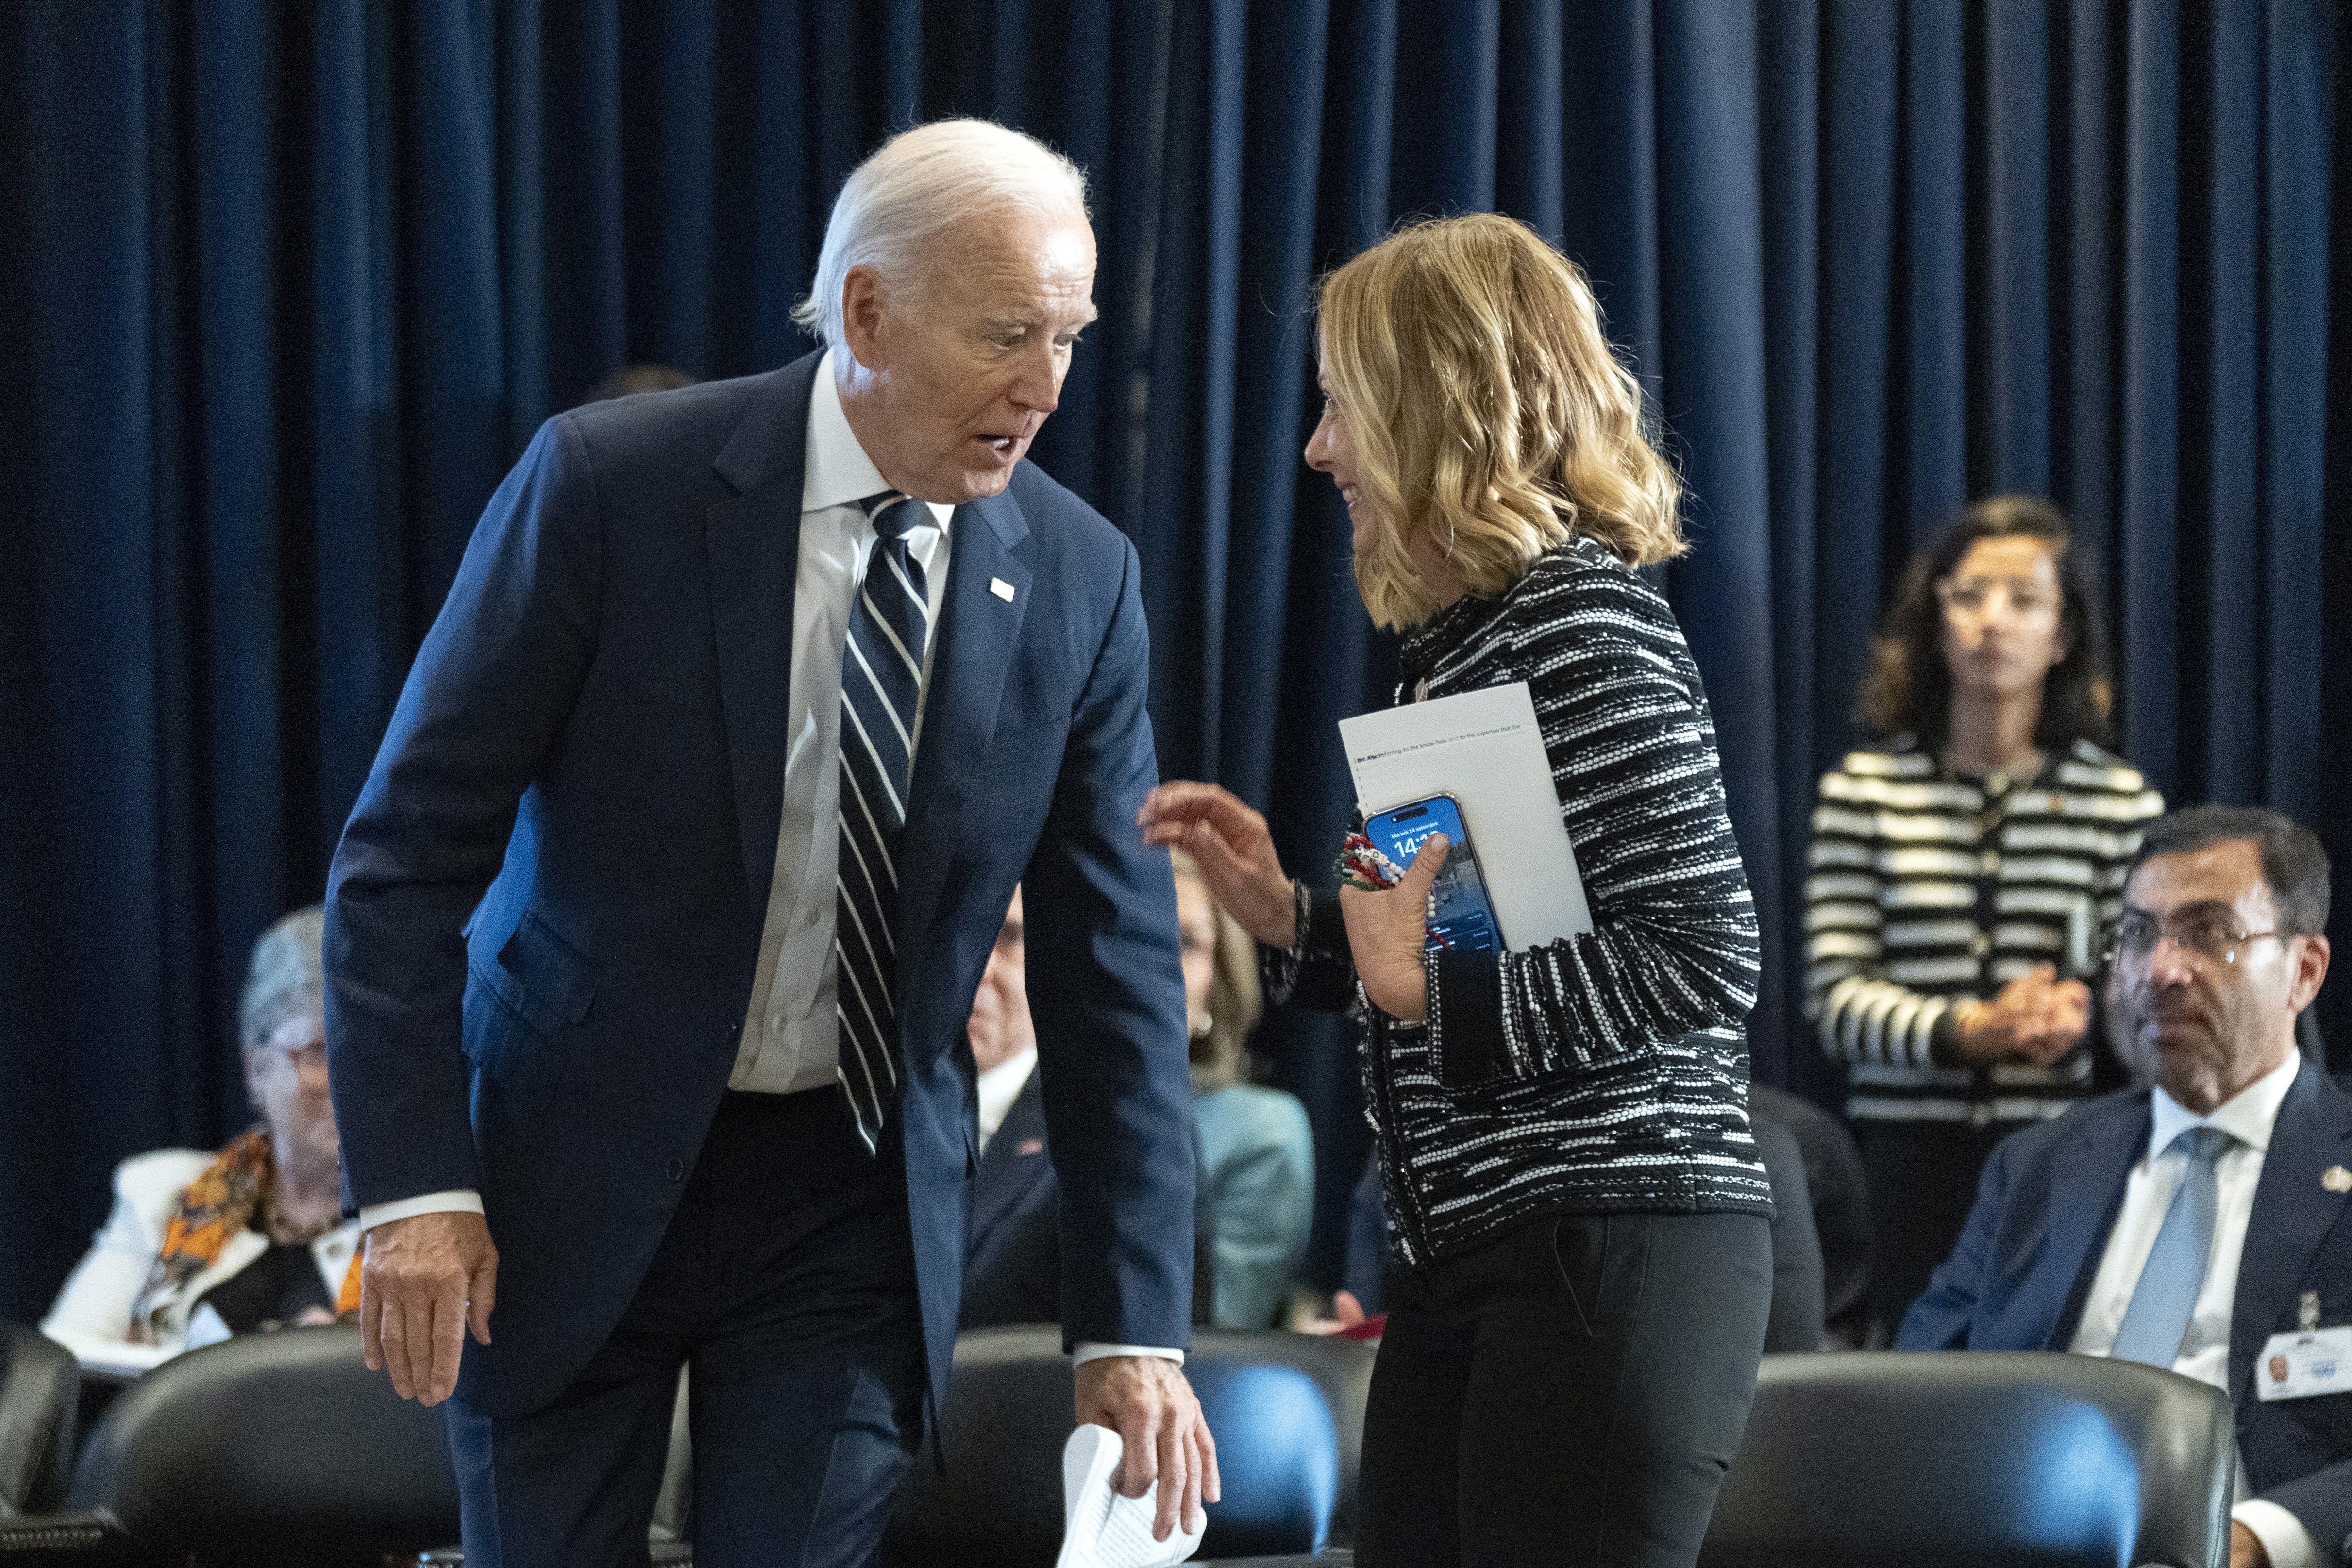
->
[975, 1048, 1039, 1155]
[2067, 1052, 2315, 1567]
[360, 354, 1179, 1368]
[728, 350, 952, 1094]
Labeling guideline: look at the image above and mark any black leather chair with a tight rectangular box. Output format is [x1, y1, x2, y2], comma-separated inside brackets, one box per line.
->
[1698, 1351, 2237, 1568]
[881, 1324, 1371, 1567]
[0, 1325, 78, 1518]
[0, 1324, 458, 1566]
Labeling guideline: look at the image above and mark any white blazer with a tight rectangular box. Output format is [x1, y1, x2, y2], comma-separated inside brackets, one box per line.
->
[41, 1148, 360, 1377]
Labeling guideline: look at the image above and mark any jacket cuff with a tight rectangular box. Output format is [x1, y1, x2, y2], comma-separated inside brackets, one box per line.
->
[1928, 1003, 1964, 1068]
[1071, 1343, 1185, 1367]
[1430, 948, 1506, 1088]
[358, 1190, 485, 1230]
[1260, 884, 1357, 1011]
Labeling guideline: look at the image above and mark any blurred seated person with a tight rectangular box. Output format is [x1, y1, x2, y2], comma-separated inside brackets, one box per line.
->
[1900, 807, 2348, 1568]
[1750, 1082, 1875, 1348]
[1174, 850, 1316, 1329]
[1321, 1111, 1829, 1353]
[959, 889, 1217, 1329]
[43, 907, 354, 1375]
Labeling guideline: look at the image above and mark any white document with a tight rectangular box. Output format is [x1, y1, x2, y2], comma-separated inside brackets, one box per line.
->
[1055, 1423, 1203, 1568]
[1339, 681, 1593, 949]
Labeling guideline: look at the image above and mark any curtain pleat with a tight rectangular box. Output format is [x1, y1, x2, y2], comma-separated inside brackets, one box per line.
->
[1, 0, 2343, 1313]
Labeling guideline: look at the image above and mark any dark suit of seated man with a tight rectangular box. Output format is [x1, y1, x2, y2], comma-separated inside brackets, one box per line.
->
[1900, 806, 2347, 1568]
[961, 889, 1214, 1329]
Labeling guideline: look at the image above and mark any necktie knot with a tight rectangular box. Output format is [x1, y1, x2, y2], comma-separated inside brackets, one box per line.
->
[2175, 1125, 2232, 1168]
[859, 490, 918, 543]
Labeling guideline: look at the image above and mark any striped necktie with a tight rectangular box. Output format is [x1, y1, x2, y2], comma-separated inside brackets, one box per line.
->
[834, 490, 931, 1153]
[2107, 1125, 2232, 1366]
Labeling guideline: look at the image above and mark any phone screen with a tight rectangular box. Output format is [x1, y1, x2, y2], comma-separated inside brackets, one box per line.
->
[1364, 795, 1502, 954]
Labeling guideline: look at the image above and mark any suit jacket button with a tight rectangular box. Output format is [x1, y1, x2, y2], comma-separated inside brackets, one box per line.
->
[665, 1157, 686, 1183]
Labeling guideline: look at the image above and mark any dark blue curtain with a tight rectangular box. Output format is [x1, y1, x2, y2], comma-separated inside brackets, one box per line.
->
[3, 0, 2344, 1322]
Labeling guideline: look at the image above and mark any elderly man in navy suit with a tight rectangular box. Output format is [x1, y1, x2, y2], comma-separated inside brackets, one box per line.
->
[324, 119, 1215, 1568]
[1902, 806, 2346, 1568]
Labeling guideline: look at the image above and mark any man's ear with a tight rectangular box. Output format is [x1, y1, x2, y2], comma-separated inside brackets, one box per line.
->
[2290, 933, 2331, 1015]
[840, 265, 889, 372]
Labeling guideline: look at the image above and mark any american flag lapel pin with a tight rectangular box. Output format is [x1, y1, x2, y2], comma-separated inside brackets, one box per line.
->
[990, 577, 1016, 602]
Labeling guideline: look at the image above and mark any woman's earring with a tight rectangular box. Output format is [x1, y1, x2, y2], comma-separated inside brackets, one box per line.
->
[1190, 1012, 1214, 1040]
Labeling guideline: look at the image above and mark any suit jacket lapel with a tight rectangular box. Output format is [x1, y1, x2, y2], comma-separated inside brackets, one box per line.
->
[706, 356, 822, 904]
[2048, 1095, 2153, 1348]
[2230, 1061, 2352, 1406]
[895, 487, 1032, 977]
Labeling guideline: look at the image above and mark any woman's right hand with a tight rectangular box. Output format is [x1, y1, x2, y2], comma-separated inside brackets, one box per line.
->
[1138, 782, 1297, 947]
[1951, 964, 2091, 1067]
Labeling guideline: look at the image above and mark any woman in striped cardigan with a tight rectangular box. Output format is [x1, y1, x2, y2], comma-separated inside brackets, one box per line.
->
[1807, 496, 2163, 1339]
[1143, 214, 1772, 1568]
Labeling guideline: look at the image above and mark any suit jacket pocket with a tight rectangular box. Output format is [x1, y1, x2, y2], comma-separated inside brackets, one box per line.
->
[465, 912, 596, 1120]
[480, 911, 597, 1035]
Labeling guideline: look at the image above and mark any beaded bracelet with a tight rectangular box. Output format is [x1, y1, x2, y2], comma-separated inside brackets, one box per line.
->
[1335, 832, 1405, 892]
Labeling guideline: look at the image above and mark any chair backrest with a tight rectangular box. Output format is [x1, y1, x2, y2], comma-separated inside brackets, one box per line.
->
[0, 1324, 79, 1516]
[65, 1324, 458, 1566]
[881, 1325, 1374, 1567]
[1698, 1351, 2236, 1568]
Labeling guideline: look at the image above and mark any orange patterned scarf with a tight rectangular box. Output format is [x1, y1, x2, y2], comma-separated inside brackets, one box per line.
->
[125, 1127, 360, 1343]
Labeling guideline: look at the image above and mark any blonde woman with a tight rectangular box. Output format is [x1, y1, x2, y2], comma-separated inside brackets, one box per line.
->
[1142, 214, 1772, 1568]
[1172, 850, 1315, 1329]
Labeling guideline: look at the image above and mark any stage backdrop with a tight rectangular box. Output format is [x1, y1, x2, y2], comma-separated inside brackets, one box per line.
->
[2, 0, 2345, 1319]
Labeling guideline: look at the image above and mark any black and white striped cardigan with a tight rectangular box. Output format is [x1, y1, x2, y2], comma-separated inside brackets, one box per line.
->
[1269, 537, 1773, 1269]
[1805, 739, 2164, 1125]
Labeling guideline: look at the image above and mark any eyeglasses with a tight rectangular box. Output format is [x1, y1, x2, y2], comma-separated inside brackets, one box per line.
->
[2102, 909, 2287, 969]
[1934, 576, 2059, 622]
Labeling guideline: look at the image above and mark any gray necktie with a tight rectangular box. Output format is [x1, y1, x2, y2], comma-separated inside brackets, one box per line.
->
[2108, 1126, 2232, 1367]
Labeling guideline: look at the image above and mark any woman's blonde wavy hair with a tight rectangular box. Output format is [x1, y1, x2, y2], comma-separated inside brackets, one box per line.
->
[1315, 213, 1685, 629]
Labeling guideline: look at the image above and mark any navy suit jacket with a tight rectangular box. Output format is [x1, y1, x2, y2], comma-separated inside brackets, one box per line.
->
[324, 352, 1197, 1419]
[1900, 1061, 2352, 1559]
[959, 1068, 1215, 1330]
[959, 1071, 1061, 1329]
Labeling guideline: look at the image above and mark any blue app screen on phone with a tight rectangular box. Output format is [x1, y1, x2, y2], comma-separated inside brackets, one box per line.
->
[1365, 795, 1501, 954]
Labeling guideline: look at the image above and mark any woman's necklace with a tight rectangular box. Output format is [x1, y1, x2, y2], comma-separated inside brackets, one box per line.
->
[1945, 745, 2043, 796]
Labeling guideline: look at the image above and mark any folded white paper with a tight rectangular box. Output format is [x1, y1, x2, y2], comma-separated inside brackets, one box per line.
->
[1339, 681, 1593, 948]
[1055, 1423, 1203, 1568]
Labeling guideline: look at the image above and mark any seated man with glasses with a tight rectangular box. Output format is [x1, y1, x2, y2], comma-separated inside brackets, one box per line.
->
[1900, 806, 2349, 1568]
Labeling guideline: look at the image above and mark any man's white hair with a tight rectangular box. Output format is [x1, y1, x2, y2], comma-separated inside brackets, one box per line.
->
[792, 119, 1089, 350]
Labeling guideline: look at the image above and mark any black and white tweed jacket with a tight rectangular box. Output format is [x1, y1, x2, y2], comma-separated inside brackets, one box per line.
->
[1270, 537, 1774, 1268]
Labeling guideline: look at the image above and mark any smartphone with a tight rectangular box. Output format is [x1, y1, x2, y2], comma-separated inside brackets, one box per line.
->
[1363, 794, 1502, 954]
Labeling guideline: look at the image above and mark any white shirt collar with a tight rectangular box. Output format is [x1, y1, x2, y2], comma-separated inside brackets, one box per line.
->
[975, 1045, 1039, 1148]
[802, 349, 956, 530]
[2149, 1051, 2302, 1160]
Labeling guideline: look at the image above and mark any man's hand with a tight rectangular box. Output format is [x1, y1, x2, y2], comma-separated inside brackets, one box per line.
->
[1137, 782, 1295, 947]
[1073, 1355, 1221, 1542]
[1338, 834, 1448, 1022]
[360, 1210, 497, 1406]
[1951, 964, 2090, 1067]
[2230, 1519, 2271, 1567]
